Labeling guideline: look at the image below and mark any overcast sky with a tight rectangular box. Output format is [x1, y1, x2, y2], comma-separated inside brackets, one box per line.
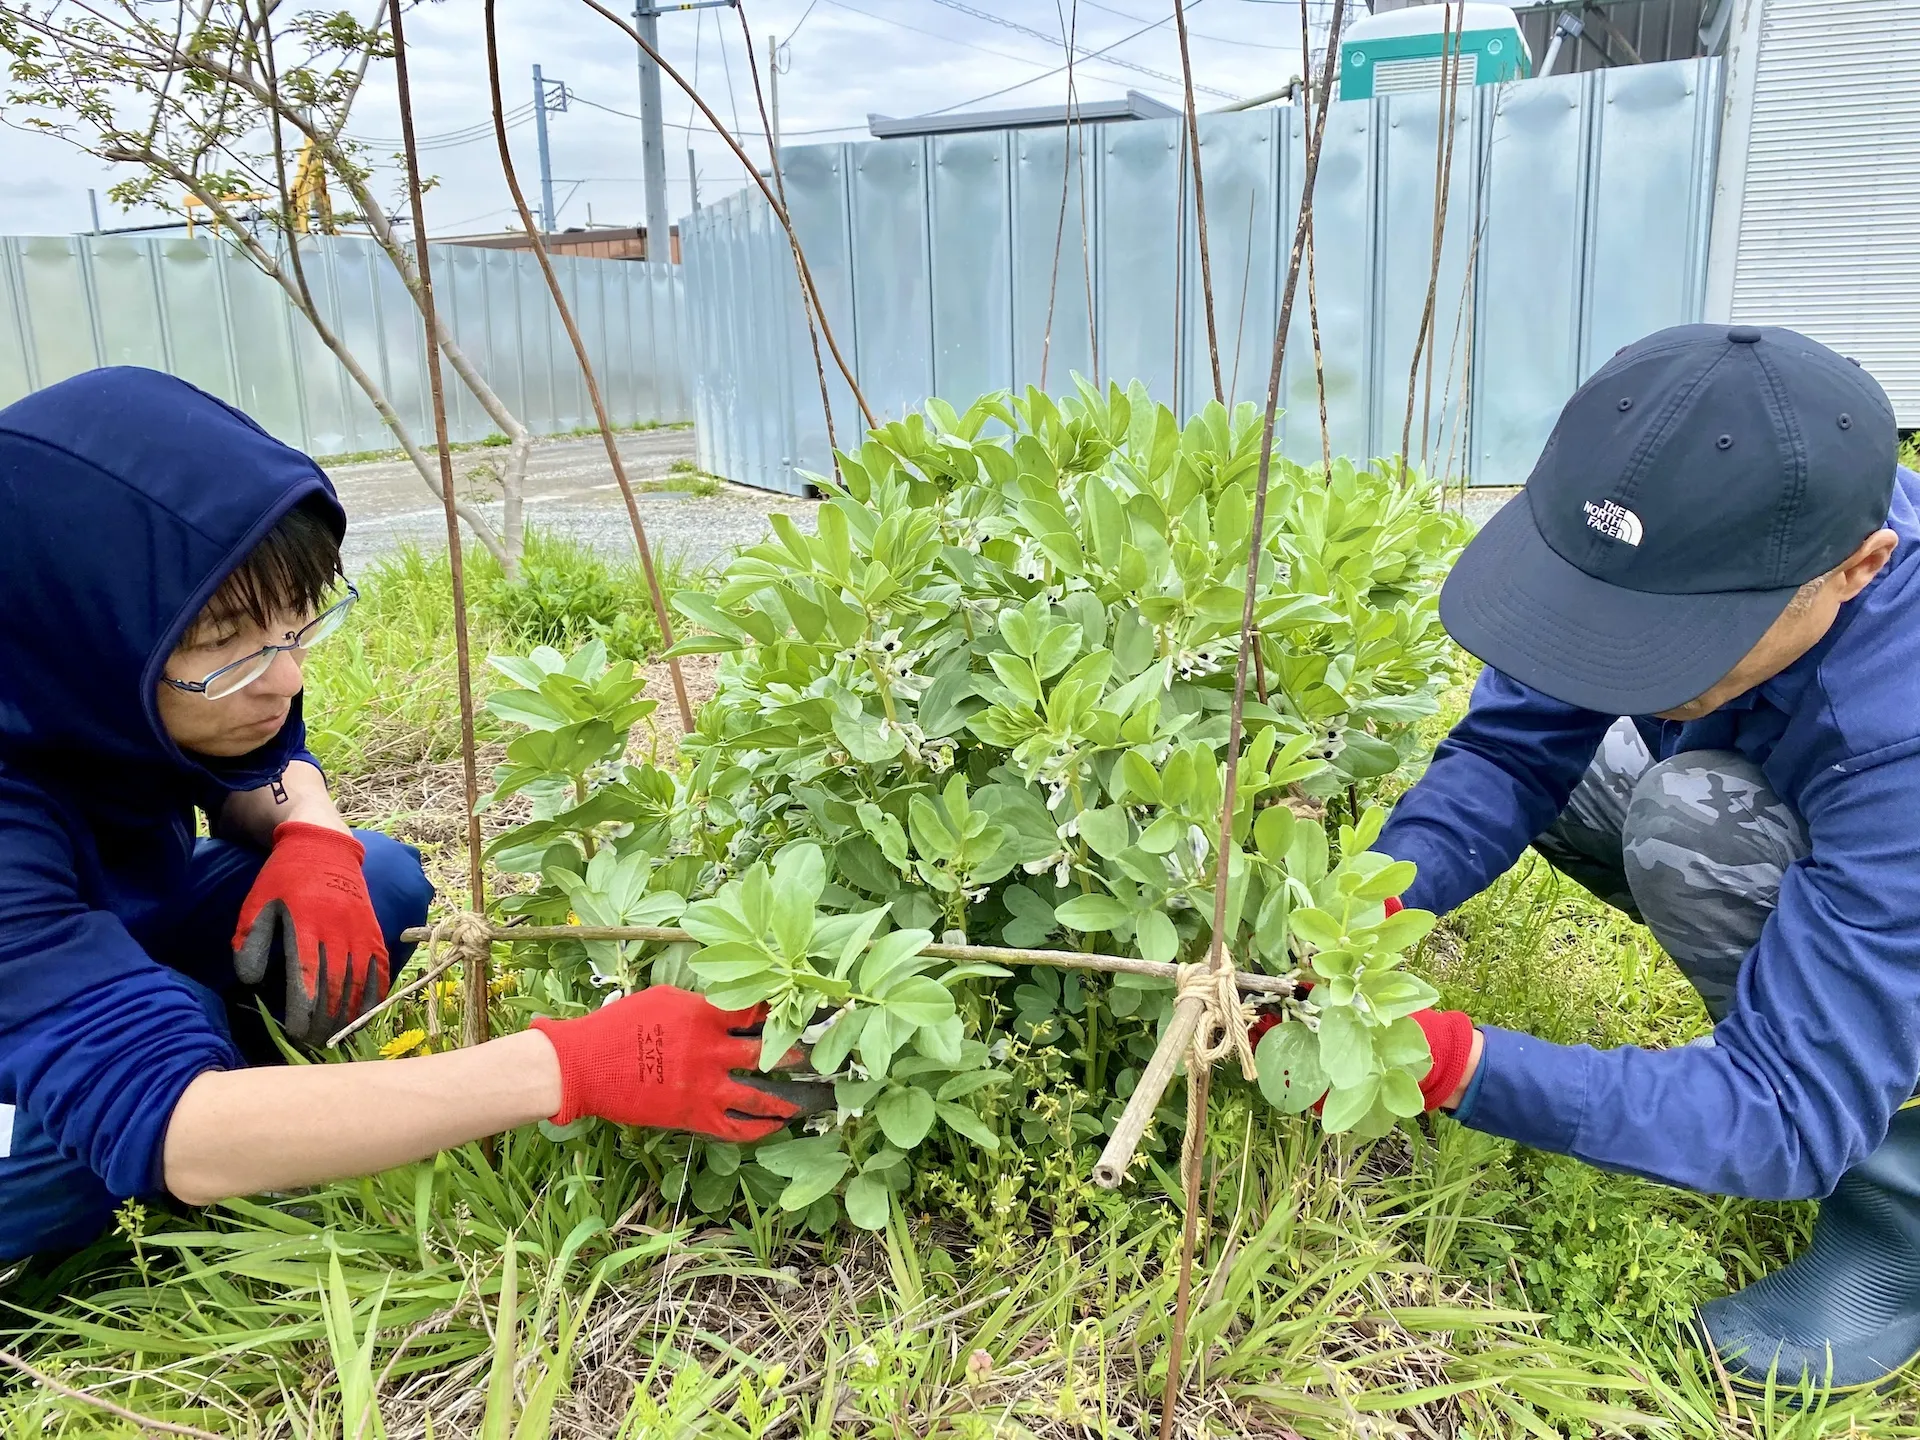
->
[0, 0, 1336, 238]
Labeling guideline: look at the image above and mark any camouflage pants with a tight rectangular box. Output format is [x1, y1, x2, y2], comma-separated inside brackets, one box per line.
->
[1533, 719, 1810, 1020]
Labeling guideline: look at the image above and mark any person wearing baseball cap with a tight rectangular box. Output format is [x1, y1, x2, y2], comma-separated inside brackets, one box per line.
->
[1374, 323, 1918, 1393]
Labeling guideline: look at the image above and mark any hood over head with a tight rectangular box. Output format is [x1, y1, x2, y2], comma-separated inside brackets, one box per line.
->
[0, 367, 344, 792]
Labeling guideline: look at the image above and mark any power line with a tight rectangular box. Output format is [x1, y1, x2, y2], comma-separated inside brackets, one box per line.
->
[782, 0, 823, 45]
[569, 92, 866, 137]
[920, 2, 1212, 116]
[824, 0, 1073, 72]
[1076, 0, 1293, 49]
[917, 0, 1241, 100]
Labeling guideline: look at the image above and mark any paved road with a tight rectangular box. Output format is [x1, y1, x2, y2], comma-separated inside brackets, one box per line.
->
[326, 427, 820, 576]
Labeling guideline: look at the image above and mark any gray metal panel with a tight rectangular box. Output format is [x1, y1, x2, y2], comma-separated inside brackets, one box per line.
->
[1279, 97, 1374, 465]
[929, 131, 1014, 408]
[781, 144, 860, 449]
[1097, 116, 1182, 409]
[1186, 109, 1279, 414]
[849, 137, 933, 423]
[153, 239, 234, 403]
[1012, 125, 1096, 393]
[1472, 72, 1588, 488]
[0, 242, 35, 404]
[17, 237, 98, 387]
[1582, 58, 1718, 377]
[652, 260, 684, 423]
[1372, 85, 1479, 469]
[86, 238, 167, 371]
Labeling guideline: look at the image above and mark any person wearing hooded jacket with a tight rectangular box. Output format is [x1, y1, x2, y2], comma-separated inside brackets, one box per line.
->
[0, 369, 812, 1264]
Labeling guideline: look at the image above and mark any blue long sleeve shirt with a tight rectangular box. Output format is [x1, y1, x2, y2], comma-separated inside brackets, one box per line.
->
[1377, 466, 1920, 1202]
[0, 369, 343, 1204]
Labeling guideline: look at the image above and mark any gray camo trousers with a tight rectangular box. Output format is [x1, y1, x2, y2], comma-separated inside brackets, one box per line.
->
[1533, 719, 1809, 1020]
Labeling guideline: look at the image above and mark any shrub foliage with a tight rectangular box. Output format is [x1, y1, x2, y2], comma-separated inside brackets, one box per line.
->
[480, 381, 1468, 1231]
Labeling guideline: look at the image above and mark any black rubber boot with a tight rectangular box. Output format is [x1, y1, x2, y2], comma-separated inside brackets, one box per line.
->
[1699, 1105, 1920, 1393]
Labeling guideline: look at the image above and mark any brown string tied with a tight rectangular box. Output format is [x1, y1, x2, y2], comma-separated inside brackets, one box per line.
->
[1175, 955, 1260, 1083]
[328, 910, 497, 1048]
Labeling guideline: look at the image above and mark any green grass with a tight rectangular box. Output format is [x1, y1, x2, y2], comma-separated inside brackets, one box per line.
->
[6, 543, 1920, 1436]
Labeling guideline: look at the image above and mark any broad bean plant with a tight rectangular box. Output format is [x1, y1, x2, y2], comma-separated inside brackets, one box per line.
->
[478, 382, 1468, 1231]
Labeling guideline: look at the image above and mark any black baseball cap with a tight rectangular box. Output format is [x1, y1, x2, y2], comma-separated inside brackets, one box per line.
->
[1441, 324, 1897, 715]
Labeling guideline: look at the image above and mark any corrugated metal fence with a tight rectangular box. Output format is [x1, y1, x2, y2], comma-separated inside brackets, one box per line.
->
[682, 57, 1721, 493]
[0, 232, 689, 458]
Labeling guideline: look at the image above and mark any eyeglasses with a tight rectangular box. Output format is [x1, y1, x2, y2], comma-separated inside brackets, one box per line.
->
[163, 584, 359, 700]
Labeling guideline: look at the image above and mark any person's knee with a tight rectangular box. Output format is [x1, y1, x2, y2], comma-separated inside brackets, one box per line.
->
[1621, 750, 1807, 929]
[353, 830, 434, 944]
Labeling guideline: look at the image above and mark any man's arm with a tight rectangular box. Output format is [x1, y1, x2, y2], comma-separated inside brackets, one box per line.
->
[216, 758, 346, 844]
[1376, 667, 1616, 914]
[161, 1031, 561, 1205]
[1456, 748, 1920, 1200]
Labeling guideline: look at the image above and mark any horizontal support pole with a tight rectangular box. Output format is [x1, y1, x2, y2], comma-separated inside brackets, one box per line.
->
[396, 922, 1296, 997]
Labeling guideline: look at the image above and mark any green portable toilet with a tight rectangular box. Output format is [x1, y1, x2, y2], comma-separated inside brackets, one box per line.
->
[1339, 3, 1531, 100]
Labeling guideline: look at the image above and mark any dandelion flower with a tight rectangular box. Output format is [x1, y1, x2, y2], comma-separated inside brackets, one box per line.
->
[380, 1028, 427, 1059]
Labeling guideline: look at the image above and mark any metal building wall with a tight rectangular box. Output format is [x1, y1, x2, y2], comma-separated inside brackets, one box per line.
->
[682, 57, 1721, 493]
[0, 232, 689, 457]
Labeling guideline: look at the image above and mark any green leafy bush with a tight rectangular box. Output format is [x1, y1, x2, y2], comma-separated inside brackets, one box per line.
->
[478, 381, 1468, 1231]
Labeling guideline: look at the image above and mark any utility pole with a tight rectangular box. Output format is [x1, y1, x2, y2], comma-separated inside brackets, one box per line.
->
[634, 3, 669, 258]
[87, 189, 101, 235]
[532, 65, 570, 232]
[688, 147, 701, 212]
[633, 1, 736, 261]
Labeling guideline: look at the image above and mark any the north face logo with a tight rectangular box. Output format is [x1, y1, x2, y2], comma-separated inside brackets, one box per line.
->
[1583, 499, 1643, 546]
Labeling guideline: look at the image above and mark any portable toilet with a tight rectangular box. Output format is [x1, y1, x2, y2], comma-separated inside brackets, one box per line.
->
[1339, 3, 1530, 100]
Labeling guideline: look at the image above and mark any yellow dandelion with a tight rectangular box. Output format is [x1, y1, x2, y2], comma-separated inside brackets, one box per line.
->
[433, 979, 460, 1001]
[490, 971, 519, 996]
[567, 911, 581, 926]
[380, 1028, 427, 1059]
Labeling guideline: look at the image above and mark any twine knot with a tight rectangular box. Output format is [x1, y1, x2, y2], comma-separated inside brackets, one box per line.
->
[1175, 955, 1259, 1083]
[428, 909, 496, 963]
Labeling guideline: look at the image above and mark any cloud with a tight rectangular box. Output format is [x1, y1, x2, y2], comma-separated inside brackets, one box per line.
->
[0, 0, 1322, 238]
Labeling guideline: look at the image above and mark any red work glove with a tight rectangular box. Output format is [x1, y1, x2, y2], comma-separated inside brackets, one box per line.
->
[232, 822, 388, 1047]
[530, 987, 819, 1142]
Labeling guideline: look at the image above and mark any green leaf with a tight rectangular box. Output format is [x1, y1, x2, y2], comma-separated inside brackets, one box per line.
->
[777, 1151, 852, 1211]
[1379, 1066, 1426, 1118]
[833, 707, 906, 764]
[1349, 860, 1418, 904]
[1358, 970, 1440, 1022]
[1369, 907, 1438, 952]
[1335, 731, 1401, 780]
[859, 928, 934, 992]
[1076, 806, 1131, 860]
[916, 670, 982, 737]
[1053, 894, 1131, 933]
[874, 1085, 937, 1148]
[877, 974, 954, 1029]
[843, 1173, 891, 1230]
[812, 1007, 868, 1076]
[1319, 1074, 1381, 1134]
[1032, 622, 1083, 680]
[1376, 1015, 1432, 1070]
[1136, 814, 1185, 855]
[1253, 804, 1296, 862]
[935, 1101, 1001, 1152]
[1256, 1022, 1328, 1113]
[1316, 1004, 1375, 1089]
[1134, 909, 1178, 964]
[1289, 908, 1343, 951]
[986, 652, 1041, 707]
[759, 1014, 805, 1072]
[1001, 884, 1056, 947]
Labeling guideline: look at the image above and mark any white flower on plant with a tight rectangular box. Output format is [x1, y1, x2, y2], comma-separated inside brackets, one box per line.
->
[1187, 824, 1210, 869]
[965, 885, 989, 904]
[1053, 854, 1073, 888]
[924, 738, 955, 773]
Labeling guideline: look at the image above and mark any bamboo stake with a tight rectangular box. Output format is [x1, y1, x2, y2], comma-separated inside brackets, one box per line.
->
[578, 0, 876, 430]
[1301, 0, 1333, 478]
[481, 0, 693, 732]
[1039, 0, 1081, 393]
[1399, 2, 1461, 478]
[1158, 5, 1347, 1429]
[1092, 994, 1207, 1189]
[1174, 0, 1223, 406]
[388, 0, 487, 1037]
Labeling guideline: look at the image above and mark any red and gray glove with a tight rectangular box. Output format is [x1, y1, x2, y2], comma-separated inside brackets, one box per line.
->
[1251, 896, 1477, 1113]
[531, 987, 823, 1142]
[233, 821, 389, 1046]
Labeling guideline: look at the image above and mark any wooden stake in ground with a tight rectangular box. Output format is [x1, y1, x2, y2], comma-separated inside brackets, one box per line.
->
[480, 0, 693, 733]
[1175, 0, 1223, 406]
[1162, 5, 1347, 1431]
[388, 0, 488, 1040]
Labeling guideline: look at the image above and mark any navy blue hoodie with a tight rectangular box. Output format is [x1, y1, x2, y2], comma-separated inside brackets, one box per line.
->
[0, 368, 344, 1200]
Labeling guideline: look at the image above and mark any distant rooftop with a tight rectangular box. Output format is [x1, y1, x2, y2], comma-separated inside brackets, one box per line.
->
[868, 89, 1179, 140]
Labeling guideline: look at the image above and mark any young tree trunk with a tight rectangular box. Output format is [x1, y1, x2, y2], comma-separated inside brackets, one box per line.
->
[106, 145, 514, 568]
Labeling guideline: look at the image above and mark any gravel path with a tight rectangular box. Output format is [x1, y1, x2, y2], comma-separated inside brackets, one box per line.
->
[325, 427, 820, 576]
[324, 426, 1513, 578]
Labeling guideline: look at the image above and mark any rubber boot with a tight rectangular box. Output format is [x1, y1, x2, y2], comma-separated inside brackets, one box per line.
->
[1699, 1105, 1920, 1393]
